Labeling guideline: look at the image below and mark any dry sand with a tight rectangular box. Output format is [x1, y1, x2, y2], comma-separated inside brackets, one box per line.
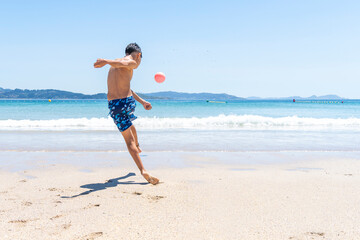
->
[1, 154, 360, 239]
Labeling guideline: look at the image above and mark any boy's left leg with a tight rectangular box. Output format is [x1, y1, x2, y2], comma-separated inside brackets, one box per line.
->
[130, 125, 142, 153]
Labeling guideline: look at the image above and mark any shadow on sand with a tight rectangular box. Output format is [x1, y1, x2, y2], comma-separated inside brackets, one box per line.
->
[61, 172, 148, 198]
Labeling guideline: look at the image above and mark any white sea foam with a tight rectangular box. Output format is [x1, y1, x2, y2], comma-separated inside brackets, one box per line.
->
[1, 115, 360, 131]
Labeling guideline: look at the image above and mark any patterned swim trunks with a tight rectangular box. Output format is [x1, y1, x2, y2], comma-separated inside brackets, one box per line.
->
[108, 96, 137, 132]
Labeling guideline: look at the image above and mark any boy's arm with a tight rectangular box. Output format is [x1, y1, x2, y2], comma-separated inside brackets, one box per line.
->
[94, 58, 137, 69]
[131, 90, 145, 104]
[132, 90, 152, 110]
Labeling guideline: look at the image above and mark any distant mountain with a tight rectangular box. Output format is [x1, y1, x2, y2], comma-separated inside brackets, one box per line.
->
[0, 88, 107, 99]
[249, 95, 345, 100]
[0, 88, 244, 100]
[144, 91, 245, 100]
[0, 88, 163, 100]
[304, 95, 343, 100]
[0, 87, 11, 93]
[0, 87, 345, 100]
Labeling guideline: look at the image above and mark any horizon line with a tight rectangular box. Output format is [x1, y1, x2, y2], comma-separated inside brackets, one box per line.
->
[0, 86, 351, 99]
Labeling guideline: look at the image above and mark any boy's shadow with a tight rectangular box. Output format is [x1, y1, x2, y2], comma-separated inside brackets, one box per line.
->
[61, 172, 148, 198]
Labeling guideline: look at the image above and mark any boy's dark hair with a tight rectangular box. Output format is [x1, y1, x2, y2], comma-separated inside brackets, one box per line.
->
[125, 43, 142, 58]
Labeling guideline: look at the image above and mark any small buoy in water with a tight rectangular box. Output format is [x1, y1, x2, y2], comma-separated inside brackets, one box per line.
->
[293, 99, 295, 102]
[48, 99, 51, 102]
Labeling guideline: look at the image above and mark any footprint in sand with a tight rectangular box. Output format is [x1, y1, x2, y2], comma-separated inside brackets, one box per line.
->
[83, 203, 101, 209]
[9, 219, 27, 224]
[132, 191, 142, 195]
[22, 201, 32, 206]
[81, 232, 103, 240]
[50, 215, 62, 220]
[9, 218, 39, 226]
[307, 232, 325, 236]
[62, 223, 71, 229]
[289, 232, 325, 239]
[295, 232, 325, 239]
[147, 195, 166, 202]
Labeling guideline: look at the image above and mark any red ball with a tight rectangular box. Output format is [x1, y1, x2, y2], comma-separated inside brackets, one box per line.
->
[154, 72, 166, 83]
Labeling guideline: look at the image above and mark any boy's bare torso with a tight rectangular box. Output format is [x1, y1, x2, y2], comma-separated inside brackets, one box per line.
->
[107, 58, 133, 101]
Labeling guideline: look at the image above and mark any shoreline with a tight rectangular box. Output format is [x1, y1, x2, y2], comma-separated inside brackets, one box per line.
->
[1, 129, 360, 153]
[2, 150, 360, 172]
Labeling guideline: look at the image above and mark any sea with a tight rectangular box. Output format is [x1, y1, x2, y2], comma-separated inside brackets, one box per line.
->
[1, 99, 360, 153]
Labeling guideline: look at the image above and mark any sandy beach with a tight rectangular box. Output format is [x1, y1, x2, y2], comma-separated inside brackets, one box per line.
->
[1, 151, 360, 240]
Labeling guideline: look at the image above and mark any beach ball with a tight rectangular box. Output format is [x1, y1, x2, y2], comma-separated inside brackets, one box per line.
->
[154, 72, 166, 83]
[48, 99, 52, 102]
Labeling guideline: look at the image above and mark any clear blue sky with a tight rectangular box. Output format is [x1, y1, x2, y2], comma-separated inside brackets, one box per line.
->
[1, 0, 359, 98]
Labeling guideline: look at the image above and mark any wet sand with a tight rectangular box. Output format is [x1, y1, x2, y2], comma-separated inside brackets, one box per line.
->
[1, 152, 360, 239]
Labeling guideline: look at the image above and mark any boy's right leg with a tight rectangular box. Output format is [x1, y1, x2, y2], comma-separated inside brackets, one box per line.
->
[121, 127, 159, 185]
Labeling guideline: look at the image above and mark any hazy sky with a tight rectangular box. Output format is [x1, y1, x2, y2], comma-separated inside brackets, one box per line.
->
[1, 0, 359, 98]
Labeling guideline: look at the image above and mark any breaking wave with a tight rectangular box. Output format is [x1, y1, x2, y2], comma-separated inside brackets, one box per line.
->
[1, 115, 360, 131]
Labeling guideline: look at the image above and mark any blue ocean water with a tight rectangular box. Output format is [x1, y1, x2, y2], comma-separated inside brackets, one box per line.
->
[1, 99, 360, 152]
[1, 99, 360, 120]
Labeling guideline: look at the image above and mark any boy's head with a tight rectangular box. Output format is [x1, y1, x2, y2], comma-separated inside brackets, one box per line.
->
[125, 43, 142, 61]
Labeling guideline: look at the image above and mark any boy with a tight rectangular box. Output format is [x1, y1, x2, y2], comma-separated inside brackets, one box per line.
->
[94, 43, 159, 185]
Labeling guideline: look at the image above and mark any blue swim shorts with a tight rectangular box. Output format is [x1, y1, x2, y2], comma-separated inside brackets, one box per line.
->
[108, 96, 137, 132]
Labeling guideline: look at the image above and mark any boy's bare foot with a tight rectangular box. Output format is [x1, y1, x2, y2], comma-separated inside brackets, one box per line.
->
[141, 171, 159, 185]
[136, 143, 142, 153]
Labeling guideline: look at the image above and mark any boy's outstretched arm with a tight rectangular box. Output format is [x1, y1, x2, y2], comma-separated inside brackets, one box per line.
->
[131, 90, 152, 110]
[94, 58, 137, 69]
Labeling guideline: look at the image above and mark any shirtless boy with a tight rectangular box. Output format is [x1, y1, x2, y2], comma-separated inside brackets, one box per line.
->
[94, 43, 159, 185]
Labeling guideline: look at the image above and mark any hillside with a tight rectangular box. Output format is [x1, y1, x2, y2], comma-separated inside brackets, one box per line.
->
[143, 91, 245, 100]
[0, 88, 243, 100]
[0, 87, 345, 100]
[0, 88, 156, 100]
